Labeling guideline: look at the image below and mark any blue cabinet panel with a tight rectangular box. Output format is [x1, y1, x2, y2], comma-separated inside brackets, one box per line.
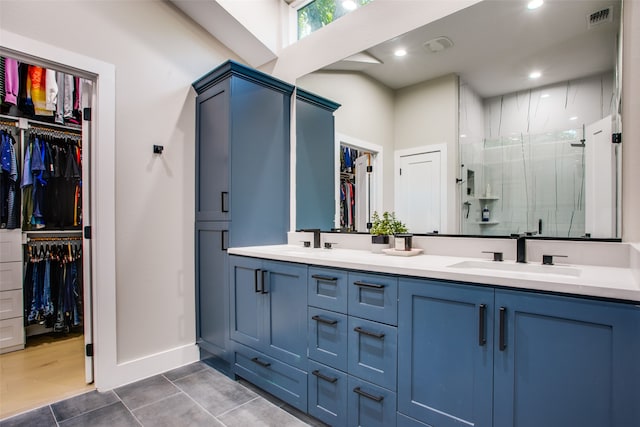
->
[347, 376, 397, 427]
[195, 222, 229, 361]
[229, 256, 263, 348]
[308, 307, 348, 371]
[493, 290, 640, 427]
[348, 316, 397, 391]
[234, 343, 307, 412]
[308, 360, 348, 427]
[229, 77, 290, 247]
[348, 272, 398, 325]
[295, 93, 339, 231]
[308, 267, 348, 313]
[262, 260, 308, 370]
[398, 278, 493, 427]
[195, 81, 230, 222]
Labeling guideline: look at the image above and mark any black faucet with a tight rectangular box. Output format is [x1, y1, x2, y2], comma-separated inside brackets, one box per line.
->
[512, 234, 527, 263]
[301, 229, 321, 248]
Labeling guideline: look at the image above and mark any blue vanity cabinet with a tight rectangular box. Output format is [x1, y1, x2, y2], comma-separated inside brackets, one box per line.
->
[493, 290, 640, 427]
[348, 272, 398, 326]
[229, 256, 309, 411]
[308, 360, 349, 426]
[193, 61, 294, 366]
[308, 267, 349, 313]
[308, 306, 348, 371]
[348, 376, 397, 427]
[397, 278, 494, 427]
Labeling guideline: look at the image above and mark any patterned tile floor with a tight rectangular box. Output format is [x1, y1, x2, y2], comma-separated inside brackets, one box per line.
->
[0, 362, 326, 427]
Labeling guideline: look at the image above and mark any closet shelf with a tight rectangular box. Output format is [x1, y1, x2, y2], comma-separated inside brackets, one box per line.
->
[477, 196, 499, 201]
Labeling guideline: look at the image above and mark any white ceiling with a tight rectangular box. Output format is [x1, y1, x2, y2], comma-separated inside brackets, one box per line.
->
[323, 0, 620, 97]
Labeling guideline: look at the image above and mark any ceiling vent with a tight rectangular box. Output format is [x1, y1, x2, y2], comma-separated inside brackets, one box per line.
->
[423, 36, 454, 53]
[587, 6, 613, 29]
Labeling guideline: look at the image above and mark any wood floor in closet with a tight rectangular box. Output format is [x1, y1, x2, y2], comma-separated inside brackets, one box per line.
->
[0, 333, 94, 420]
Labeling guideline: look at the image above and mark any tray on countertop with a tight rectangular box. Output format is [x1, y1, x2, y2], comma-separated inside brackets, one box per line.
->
[382, 248, 424, 257]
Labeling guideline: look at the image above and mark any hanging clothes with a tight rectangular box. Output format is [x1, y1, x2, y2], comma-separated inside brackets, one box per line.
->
[23, 240, 83, 333]
[0, 129, 20, 228]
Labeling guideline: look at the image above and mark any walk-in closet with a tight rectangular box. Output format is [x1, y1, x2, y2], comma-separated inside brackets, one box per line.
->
[0, 53, 95, 419]
[339, 144, 376, 232]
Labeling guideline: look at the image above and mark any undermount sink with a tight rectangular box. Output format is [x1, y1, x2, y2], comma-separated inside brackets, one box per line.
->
[448, 260, 581, 277]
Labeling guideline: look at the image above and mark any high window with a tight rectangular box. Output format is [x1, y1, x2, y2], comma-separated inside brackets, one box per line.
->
[297, 0, 373, 39]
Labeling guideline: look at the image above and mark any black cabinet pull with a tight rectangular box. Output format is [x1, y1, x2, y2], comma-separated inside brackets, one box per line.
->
[478, 304, 487, 346]
[312, 315, 338, 325]
[311, 274, 338, 282]
[221, 191, 229, 213]
[254, 269, 261, 293]
[499, 307, 507, 351]
[353, 281, 385, 289]
[251, 357, 271, 368]
[221, 230, 228, 251]
[261, 270, 268, 294]
[354, 326, 385, 339]
[312, 370, 338, 383]
[353, 386, 384, 402]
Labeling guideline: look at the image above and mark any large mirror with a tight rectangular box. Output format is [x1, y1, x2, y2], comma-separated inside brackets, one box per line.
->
[296, 0, 622, 238]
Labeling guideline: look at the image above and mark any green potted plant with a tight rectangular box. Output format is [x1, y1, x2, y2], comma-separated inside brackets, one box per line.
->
[370, 211, 408, 252]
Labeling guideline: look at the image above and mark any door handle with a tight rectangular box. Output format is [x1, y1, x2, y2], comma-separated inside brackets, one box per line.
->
[354, 326, 385, 339]
[499, 307, 507, 351]
[221, 191, 229, 213]
[478, 304, 487, 346]
[353, 281, 385, 289]
[312, 314, 338, 325]
[221, 230, 228, 251]
[251, 357, 271, 368]
[261, 270, 268, 294]
[311, 274, 338, 282]
[312, 370, 338, 383]
[254, 269, 261, 293]
[353, 386, 384, 402]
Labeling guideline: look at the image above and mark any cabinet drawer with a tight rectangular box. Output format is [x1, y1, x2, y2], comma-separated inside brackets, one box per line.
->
[0, 262, 22, 291]
[348, 317, 397, 391]
[0, 316, 25, 350]
[348, 272, 398, 325]
[308, 360, 348, 427]
[308, 307, 348, 371]
[0, 230, 22, 262]
[308, 267, 348, 313]
[348, 376, 397, 427]
[233, 345, 307, 412]
[0, 289, 22, 320]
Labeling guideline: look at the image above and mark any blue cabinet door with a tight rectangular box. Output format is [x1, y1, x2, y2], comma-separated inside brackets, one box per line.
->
[398, 278, 494, 427]
[308, 267, 348, 313]
[195, 222, 229, 361]
[347, 376, 397, 427]
[195, 80, 230, 222]
[229, 256, 264, 349]
[348, 272, 398, 325]
[262, 260, 308, 370]
[348, 316, 397, 391]
[494, 290, 640, 427]
[308, 360, 348, 427]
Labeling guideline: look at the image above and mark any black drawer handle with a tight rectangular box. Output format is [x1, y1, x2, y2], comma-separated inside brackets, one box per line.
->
[479, 304, 487, 346]
[261, 270, 268, 294]
[312, 370, 338, 383]
[254, 269, 261, 293]
[354, 326, 385, 339]
[311, 274, 338, 282]
[312, 315, 338, 325]
[251, 357, 271, 368]
[499, 307, 507, 351]
[221, 230, 228, 252]
[353, 281, 385, 289]
[353, 386, 384, 402]
[221, 191, 229, 213]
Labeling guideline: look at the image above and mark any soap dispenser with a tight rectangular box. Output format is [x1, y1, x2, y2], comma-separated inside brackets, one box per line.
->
[482, 205, 490, 222]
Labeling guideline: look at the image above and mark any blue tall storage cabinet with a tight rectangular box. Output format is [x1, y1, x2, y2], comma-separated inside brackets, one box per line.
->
[193, 61, 294, 368]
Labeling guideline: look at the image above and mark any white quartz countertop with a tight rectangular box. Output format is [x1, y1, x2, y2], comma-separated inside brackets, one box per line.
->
[228, 245, 640, 303]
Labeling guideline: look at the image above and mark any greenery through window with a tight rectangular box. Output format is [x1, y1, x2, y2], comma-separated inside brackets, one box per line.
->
[298, 0, 373, 39]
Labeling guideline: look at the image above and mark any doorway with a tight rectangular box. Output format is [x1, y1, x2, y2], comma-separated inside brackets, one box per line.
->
[0, 51, 95, 420]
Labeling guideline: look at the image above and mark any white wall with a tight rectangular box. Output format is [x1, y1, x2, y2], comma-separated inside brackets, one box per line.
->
[0, 0, 240, 388]
[395, 74, 459, 233]
[296, 71, 396, 211]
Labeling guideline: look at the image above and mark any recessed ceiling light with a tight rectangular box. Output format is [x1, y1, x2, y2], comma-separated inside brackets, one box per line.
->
[394, 49, 407, 57]
[541, 93, 550, 98]
[529, 70, 542, 79]
[527, 0, 544, 10]
[569, 116, 578, 121]
[342, 0, 357, 11]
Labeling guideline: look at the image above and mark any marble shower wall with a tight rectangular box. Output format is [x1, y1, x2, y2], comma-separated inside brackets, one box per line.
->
[460, 72, 614, 237]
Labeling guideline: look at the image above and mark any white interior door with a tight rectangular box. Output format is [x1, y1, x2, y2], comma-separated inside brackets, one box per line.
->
[397, 151, 441, 233]
[585, 115, 615, 238]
